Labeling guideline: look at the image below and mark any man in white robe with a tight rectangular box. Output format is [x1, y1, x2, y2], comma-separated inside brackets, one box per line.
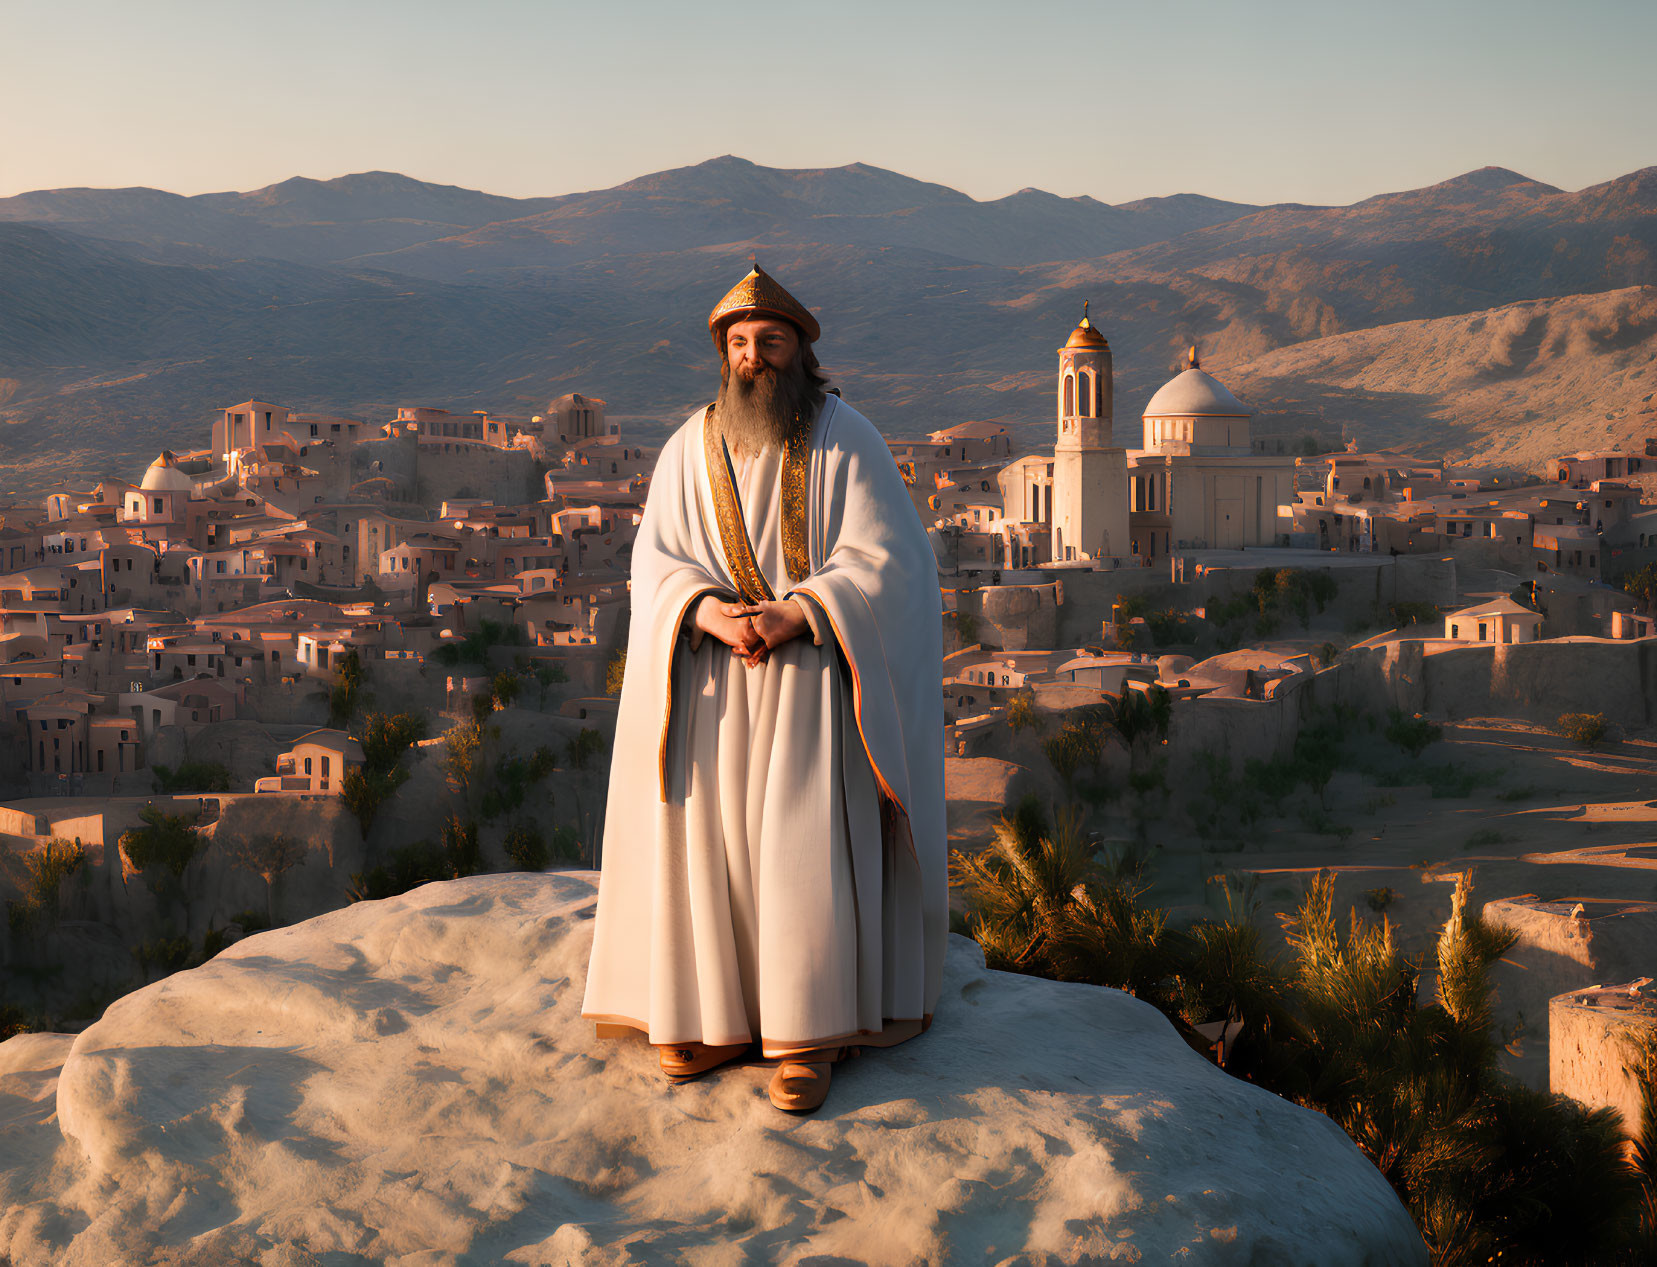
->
[581, 266, 946, 1111]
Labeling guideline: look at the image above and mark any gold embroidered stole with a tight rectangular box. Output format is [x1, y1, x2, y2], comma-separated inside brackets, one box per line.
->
[702, 405, 812, 602]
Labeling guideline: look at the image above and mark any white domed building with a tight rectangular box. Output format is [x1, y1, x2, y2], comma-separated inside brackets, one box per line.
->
[123, 451, 196, 531]
[1126, 348, 1295, 556]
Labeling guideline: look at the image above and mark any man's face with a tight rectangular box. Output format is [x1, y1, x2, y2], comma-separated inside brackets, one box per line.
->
[725, 318, 800, 381]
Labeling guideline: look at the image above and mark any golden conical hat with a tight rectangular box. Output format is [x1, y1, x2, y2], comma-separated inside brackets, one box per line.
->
[708, 264, 821, 346]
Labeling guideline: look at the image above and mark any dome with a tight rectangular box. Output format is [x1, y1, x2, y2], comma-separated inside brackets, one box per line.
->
[1063, 319, 1107, 350]
[140, 451, 193, 493]
[1142, 367, 1251, 419]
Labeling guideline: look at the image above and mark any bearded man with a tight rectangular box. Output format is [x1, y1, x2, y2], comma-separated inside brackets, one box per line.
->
[581, 266, 946, 1113]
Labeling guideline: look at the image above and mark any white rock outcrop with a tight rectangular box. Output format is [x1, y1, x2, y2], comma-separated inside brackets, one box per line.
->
[0, 873, 1424, 1264]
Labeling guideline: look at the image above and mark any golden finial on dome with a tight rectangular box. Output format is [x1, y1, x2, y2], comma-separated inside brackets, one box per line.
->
[1188, 345, 1201, 370]
[1061, 302, 1108, 350]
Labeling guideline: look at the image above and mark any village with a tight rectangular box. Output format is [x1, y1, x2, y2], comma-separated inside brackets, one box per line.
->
[6, 308, 1657, 1142]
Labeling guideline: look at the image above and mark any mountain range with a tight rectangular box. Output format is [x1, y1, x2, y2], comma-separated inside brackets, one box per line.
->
[2, 155, 1655, 494]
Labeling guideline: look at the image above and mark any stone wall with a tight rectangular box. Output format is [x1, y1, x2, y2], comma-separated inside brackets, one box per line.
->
[1337, 637, 1657, 727]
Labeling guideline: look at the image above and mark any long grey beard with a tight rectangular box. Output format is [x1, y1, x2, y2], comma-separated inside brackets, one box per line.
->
[715, 360, 816, 459]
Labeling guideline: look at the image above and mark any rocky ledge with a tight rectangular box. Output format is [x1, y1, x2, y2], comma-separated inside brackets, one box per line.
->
[0, 872, 1424, 1264]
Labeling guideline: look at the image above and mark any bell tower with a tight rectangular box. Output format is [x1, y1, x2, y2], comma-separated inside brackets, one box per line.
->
[1051, 304, 1129, 562]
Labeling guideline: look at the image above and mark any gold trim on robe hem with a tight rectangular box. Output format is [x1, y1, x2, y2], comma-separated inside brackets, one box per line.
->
[779, 420, 811, 584]
[789, 582, 916, 860]
[657, 584, 726, 804]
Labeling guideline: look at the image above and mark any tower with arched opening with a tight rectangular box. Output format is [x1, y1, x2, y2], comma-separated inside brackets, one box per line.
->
[1051, 305, 1128, 562]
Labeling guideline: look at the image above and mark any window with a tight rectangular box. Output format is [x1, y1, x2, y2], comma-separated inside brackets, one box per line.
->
[1478, 623, 1488, 641]
[304, 756, 312, 774]
[153, 498, 164, 513]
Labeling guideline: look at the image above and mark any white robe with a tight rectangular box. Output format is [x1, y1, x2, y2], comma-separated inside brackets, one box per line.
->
[581, 395, 946, 1055]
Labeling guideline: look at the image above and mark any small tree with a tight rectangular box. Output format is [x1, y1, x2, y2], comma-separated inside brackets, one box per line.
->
[564, 727, 606, 771]
[340, 764, 410, 834]
[1005, 688, 1044, 734]
[358, 712, 427, 775]
[534, 662, 568, 707]
[222, 832, 307, 927]
[118, 806, 201, 911]
[8, 837, 85, 932]
[605, 648, 627, 697]
[329, 648, 365, 727]
[443, 717, 489, 798]
[1624, 563, 1657, 616]
[440, 815, 482, 878]
[491, 670, 522, 710]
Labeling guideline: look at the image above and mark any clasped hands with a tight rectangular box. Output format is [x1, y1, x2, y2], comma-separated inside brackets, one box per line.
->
[694, 594, 810, 667]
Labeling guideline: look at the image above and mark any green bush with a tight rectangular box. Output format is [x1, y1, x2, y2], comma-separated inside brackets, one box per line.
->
[504, 822, 549, 872]
[954, 848, 1647, 1259]
[346, 841, 452, 903]
[1384, 709, 1442, 758]
[565, 728, 606, 771]
[1005, 688, 1044, 734]
[605, 648, 627, 697]
[151, 762, 233, 794]
[118, 806, 200, 880]
[1558, 712, 1610, 750]
[432, 619, 523, 667]
[341, 765, 409, 834]
[1388, 600, 1441, 628]
[358, 712, 427, 775]
[441, 815, 481, 878]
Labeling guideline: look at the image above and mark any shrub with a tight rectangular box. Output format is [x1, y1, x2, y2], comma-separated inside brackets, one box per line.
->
[441, 815, 481, 878]
[1388, 600, 1440, 628]
[481, 746, 556, 820]
[118, 806, 200, 880]
[1005, 688, 1043, 734]
[1365, 887, 1396, 913]
[358, 712, 427, 775]
[151, 762, 233, 794]
[133, 934, 193, 977]
[24, 837, 84, 913]
[605, 648, 627, 697]
[431, 619, 523, 667]
[329, 648, 365, 727]
[504, 822, 549, 872]
[1558, 712, 1609, 750]
[1384, 709, 1442, 758]
[491, 670, 522, 710]
[953, 611, 980, 644]
[346, 840, 450, 903]
[565, 728, 606, 771]
[443, 718, 488, 792]
[341, 765, 409, 834]
[1144, 609, 1201, 646]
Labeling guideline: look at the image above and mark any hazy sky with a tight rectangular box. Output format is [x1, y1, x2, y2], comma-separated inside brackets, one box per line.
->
[3, 0, 1652, 206]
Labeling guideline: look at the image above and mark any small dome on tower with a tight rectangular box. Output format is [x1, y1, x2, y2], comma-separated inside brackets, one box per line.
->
[140, 451, 193, 492]
[1061, 302, 1108, 351]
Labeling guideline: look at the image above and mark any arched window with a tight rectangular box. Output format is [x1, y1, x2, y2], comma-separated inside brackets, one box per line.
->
[1078, 372, 1092, 417]
[1063, 374, 1074, 417]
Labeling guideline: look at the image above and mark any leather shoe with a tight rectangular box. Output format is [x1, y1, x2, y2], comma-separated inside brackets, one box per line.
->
[658, 1041, 750, 1083]
[767, 1047, 847, 1112]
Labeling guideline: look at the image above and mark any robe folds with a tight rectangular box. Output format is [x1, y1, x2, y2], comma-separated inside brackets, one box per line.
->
[580, 394, 946, 1055]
